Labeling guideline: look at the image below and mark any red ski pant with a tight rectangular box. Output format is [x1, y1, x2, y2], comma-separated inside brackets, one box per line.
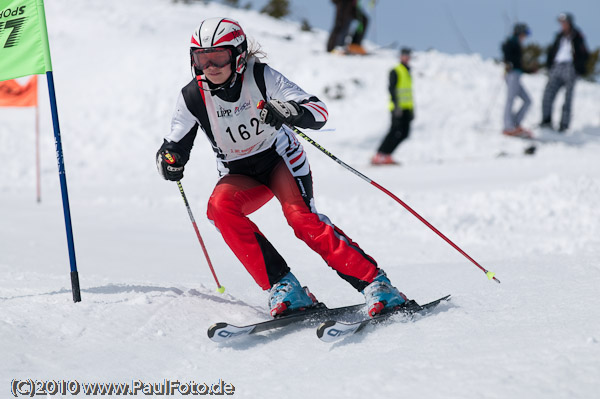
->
[207, 161, 379, 291]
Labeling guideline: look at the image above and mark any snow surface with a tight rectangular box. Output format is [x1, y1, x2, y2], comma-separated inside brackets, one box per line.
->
[2, 1, 600, 398]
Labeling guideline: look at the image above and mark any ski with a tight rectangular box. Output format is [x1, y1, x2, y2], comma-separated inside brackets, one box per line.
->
[316, 294, 451, 343]
[207, 303, 365, 343]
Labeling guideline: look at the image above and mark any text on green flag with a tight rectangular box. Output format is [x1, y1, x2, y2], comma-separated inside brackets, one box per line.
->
[0, 0, 52, 81]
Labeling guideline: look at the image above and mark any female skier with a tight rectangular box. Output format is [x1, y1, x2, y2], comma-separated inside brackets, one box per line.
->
[156, 17, 407, 318]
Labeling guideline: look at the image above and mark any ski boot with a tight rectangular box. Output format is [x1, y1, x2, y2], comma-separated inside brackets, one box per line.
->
[362, 269, 408, 317]
[371, 152, 399, 166]
[503, 126, 532, 139]
[539, 119, 553, 130]
[268, 272, 318, 317]
[346, 43, 368, 55]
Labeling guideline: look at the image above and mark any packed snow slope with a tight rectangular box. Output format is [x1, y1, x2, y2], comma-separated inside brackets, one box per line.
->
[2, 1, 600, 398]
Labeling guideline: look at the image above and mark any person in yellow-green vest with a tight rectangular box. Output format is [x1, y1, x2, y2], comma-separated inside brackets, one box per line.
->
[371, 47, 414, 165]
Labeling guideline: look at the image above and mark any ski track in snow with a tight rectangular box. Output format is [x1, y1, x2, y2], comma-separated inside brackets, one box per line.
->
[1, 1, 600, 398]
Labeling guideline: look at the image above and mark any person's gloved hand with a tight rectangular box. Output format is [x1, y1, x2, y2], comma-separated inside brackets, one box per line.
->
[156, 150, 185, 181]
[393, 107, 403, 118]
[259, 99, 303, 130]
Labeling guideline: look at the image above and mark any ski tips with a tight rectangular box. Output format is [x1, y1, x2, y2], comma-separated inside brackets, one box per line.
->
[316, 320, 337, 339]
[207, 322, 228, 339]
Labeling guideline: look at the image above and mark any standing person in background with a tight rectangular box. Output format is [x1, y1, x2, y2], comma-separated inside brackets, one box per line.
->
[540, 12, 589, 132]
[501, 23, 533, 138]
[346, 0, 372, 55]
[371, 47, 414, 165]
[327, 0, 356, 53]
[326, 0, 374, 55]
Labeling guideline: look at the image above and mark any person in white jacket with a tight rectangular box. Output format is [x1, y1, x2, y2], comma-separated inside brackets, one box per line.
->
[540, 13, 589, 132]
[156, 17, 407, 318]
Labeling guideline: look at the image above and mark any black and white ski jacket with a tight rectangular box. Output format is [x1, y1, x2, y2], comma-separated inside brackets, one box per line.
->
[160, 59, 328, 177]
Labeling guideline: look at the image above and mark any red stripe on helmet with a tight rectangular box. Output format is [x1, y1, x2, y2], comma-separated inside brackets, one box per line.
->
[222, 19, 242, 30]
[191, 35, 201, 47]
[213, 28, 245, 46]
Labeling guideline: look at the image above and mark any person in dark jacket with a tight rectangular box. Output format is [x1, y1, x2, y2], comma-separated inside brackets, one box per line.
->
[326, 0, 372, 55]
[501, 23, 533, 138]
[540, 13, 589, 132]
[327, 0, 355, 53]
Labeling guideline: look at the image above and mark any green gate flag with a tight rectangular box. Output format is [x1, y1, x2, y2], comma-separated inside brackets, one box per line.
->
[1, 0, 82, 303]
[0, 0, 52, 81]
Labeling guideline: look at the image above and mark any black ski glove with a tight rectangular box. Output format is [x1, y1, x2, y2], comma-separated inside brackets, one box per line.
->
[259, 99, 303, 130]
[156, 150, 185, 181]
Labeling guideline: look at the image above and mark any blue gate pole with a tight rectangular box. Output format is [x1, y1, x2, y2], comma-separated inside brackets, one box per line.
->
[46, 71, 81, 302]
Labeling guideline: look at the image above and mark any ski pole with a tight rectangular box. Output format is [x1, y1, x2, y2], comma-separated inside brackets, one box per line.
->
[257, 101, 499, 283]
[176, 180, 225, 293]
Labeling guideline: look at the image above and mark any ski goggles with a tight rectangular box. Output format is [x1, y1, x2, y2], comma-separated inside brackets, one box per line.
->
[192, 48, 233, 70]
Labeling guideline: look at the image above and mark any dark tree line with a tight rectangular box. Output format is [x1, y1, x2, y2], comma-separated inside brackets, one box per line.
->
[172, 0, 291, 18]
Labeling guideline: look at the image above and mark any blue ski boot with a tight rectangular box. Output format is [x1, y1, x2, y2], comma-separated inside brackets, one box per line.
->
[362, 269, 408, 317]
[268, 272, 318, 317]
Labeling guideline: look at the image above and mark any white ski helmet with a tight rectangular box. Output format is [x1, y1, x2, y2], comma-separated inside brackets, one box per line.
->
[190, 17, 248, 77]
